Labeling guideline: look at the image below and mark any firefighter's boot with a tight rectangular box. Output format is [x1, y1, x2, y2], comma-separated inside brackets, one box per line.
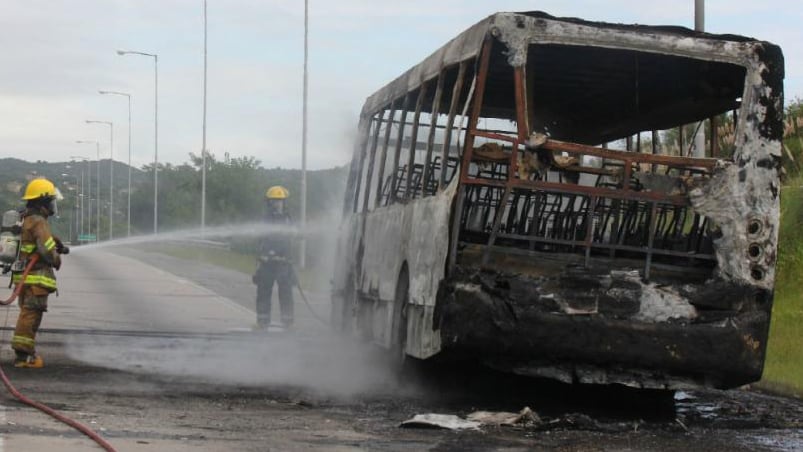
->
[14, 354, 44, 368]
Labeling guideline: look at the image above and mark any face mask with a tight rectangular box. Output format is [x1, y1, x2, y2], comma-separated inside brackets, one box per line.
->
[268, 199, 284, 214]
[50, 188, 63, 217]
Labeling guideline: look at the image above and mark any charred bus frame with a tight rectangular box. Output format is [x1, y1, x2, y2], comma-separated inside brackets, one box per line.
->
[334, 12, 784, 389]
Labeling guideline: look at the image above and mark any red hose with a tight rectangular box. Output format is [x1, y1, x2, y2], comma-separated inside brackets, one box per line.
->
[1, 254, 117, 451]
[0, 365, 117, 451]
[1, 254, 38, 305]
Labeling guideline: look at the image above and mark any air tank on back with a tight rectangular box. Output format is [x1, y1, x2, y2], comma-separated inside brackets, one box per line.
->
[0, 210, 22, 272]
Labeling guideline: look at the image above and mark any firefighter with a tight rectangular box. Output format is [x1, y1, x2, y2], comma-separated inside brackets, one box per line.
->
[253, 185, 295, 329]
[11, 178, 68, 368]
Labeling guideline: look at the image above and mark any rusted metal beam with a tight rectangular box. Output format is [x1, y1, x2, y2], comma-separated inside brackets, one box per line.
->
[472, 130, 517, 143]
[491, 232, 717, 261]
[474, 244, 716, 272]
[390, 93, 411, 205]
[422, 72, 445, 197]
[644, 201, 659, 280]
[352, 115, 374, 213]
[482, 186, 512, 266]
[651, 130, 659, 173]
[584, 195, 597, 266]
[458, 38, 493, 183]
[440, 61, 468, 190]
[374, 100, 396, 209]
[460, 177, 691, 206]
[451, 38, 492, 274]
[404, 81, 428, 200]
[361, 110, 385, 213]
[513, 67, 529, 142]
[541, 138, 717, 170]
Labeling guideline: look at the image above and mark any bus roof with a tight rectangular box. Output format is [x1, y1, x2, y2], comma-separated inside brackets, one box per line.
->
[361, 11, 783, 120]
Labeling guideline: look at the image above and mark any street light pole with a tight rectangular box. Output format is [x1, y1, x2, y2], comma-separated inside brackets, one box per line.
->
[117, 49, 158, 234]
[73, 146, 97, 240]
[86, 120, 114, 240]
[693, 0, 706, 158]
[300, 0, 309, 268]
[70, 155, 89, 237]
[61, 173, 79, 243]
[201, 0, 208, 236]
[100, 90, 132, 237]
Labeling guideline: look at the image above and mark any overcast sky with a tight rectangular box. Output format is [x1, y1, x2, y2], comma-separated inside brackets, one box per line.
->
[0, 1, 800, 170]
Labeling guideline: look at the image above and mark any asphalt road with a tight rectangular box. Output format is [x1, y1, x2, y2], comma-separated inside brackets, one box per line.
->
[0, 245, 800, 451]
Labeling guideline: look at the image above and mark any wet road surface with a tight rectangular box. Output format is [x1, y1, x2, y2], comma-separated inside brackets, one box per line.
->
[0, 246, 799, 451]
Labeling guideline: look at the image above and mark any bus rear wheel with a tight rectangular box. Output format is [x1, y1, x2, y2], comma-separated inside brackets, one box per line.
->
[391, 265, 409, 370]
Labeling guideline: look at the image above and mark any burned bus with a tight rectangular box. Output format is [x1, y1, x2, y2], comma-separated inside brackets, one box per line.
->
[332, 12, 784, 389]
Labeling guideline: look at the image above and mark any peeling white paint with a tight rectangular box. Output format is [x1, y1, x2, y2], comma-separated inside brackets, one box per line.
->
[635, 284, 698, 322]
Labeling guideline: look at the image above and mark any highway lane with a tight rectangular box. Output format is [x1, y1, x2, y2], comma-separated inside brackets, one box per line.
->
[0, 246, 800, 451]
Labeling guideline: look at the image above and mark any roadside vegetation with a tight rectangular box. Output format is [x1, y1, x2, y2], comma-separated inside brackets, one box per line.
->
[762, 99, 803, 395]
[763, 177, 803, 395]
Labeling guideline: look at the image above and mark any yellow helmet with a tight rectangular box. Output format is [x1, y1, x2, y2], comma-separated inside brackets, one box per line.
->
[22, 178, 59, 200]
[265, 185, 289, 200]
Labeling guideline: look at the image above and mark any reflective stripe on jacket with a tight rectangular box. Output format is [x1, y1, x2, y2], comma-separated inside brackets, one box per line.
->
[16, 211, 59, 292]
[12, 270, 57, 290]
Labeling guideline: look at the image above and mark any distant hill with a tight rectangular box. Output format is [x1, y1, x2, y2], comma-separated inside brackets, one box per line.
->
[0, 156, 347, 242]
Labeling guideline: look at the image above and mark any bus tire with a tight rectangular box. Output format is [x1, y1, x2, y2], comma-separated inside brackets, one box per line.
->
[390, 264, 409, 370]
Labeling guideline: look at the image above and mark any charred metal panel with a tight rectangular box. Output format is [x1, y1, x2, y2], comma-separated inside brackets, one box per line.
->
[685, 44, 783, 290]
[354, 180, 457, 358]
[439, 266, 771, 389]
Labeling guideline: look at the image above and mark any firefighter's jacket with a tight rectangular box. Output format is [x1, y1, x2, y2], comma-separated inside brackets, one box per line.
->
[12, 209, 60, 294]
[258, 210, 292, 262]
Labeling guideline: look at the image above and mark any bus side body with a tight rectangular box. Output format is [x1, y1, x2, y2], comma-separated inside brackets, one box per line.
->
[333, 12, 784, 390]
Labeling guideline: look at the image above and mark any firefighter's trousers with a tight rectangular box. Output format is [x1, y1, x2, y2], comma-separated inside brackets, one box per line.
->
[255, 260, 294, 327]
[11, 286, 48, 358]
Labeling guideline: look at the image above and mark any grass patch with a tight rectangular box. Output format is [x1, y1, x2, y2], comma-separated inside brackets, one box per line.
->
[762, 179, 803, 395]
[140, 242, 326, 291]
[143, 243, 257, 274]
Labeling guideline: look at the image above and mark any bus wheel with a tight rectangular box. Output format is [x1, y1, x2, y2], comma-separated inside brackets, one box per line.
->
[391, 264, 409, 370]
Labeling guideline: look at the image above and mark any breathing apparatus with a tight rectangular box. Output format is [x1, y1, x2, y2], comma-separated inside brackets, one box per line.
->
[0, 210, 22, 275]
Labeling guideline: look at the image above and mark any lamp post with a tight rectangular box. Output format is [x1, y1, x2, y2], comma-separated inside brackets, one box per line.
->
[89, 198, 96, 240]
[117, 49, 158, 234]
[86, 120, 114, 240]
[74, 142, 100, 240]
[61, 172, 80, 244]
[300, 0, 309, 268]
[100, 90, 132, 237]
[201, 0, 208, 235]
[70, 155, 91, 238]
[693, 0, 708, 158]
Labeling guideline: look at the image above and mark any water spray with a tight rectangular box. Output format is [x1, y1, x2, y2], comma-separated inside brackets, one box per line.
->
[69, 221, 320, 254]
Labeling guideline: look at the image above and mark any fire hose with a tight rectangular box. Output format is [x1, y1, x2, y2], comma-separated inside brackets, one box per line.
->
[0, 253, 117, 452]
[0, 254, 38, 306]
[290, 264, 329, 327]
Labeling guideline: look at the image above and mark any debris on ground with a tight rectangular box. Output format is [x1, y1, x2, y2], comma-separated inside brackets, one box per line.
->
[466, 407, 540, 426]
[400, 414, 481, 430]
[401, 407, 540, 430]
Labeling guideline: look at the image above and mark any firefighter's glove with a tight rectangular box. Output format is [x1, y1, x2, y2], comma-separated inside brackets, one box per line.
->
[56, 242, 70, 255]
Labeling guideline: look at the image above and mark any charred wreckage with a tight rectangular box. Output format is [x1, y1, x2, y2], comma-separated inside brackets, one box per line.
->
[334, 11, 785, 390]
